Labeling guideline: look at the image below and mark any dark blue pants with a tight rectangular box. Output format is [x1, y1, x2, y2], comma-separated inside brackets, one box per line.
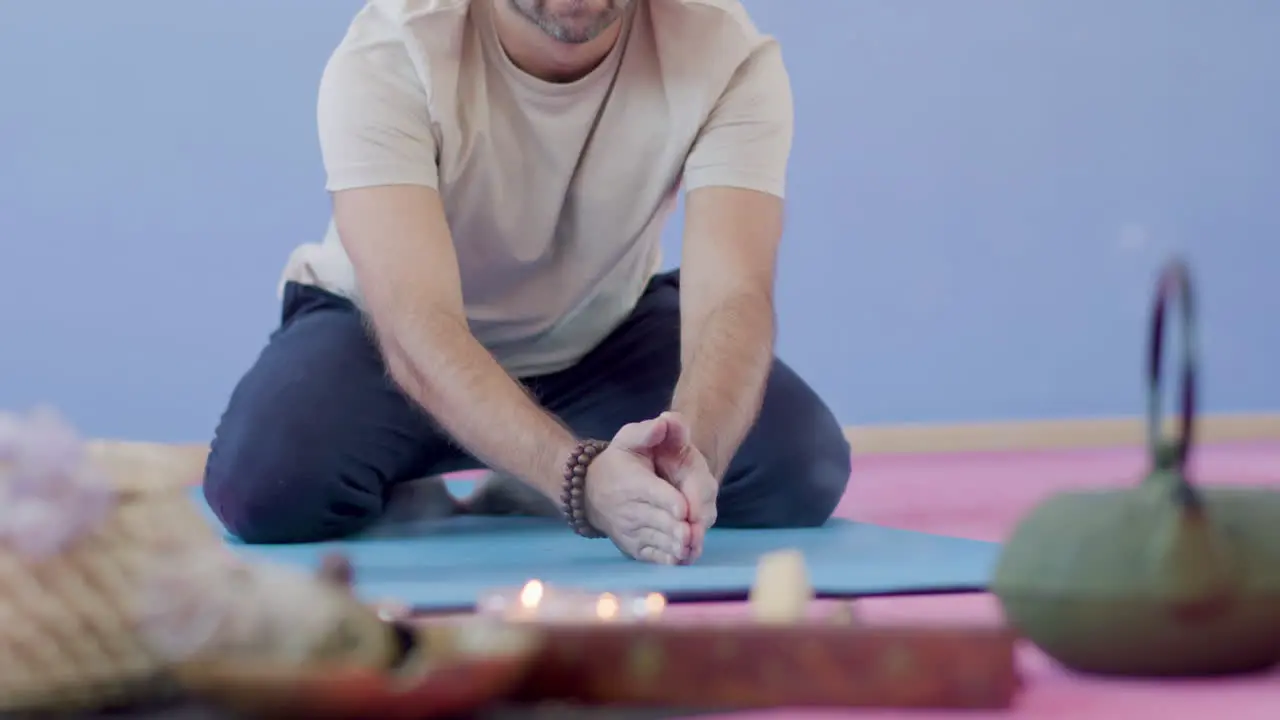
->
[203, 271, 851, 543]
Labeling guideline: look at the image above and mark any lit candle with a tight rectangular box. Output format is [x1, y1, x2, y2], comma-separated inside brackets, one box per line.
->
[475, 584, 667, 623]
[642, 592, 666, 619]
[476, 579, 549, 621]
[595, 591, 667, 622]
[513, 579, 544, 620]
[595, 592, 620, 621]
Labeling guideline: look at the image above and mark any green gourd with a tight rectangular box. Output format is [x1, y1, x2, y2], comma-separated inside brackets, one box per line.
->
[991, 258, 1280, 676]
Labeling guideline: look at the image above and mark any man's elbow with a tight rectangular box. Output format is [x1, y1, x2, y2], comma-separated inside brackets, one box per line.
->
[358, 310, 421, 395]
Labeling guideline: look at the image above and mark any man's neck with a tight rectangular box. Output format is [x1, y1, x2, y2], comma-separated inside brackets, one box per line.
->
[490, 0, 625, 83]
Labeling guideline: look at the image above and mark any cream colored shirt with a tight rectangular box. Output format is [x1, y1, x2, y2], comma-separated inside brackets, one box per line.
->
[282, 0, 793, 377]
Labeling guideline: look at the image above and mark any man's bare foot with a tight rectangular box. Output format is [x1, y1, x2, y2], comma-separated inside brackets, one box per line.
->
[382, 475, 462, 522]
[464, 471, 561, 518]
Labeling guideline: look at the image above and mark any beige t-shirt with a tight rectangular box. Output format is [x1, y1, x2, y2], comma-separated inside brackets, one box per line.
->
[281, 0, 793, 377]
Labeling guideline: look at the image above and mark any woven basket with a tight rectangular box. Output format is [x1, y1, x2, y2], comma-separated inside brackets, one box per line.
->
[0, 411, 221, 714]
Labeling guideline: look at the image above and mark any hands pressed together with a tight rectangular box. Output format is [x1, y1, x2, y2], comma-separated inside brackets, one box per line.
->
[583, 412, 720, 565]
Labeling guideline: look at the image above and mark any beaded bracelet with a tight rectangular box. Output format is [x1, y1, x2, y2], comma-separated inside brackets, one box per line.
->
[562, 439, 608, 538]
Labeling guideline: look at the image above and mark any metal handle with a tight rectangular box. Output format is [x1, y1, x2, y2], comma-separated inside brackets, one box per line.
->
[1145, 257, 1200, 507]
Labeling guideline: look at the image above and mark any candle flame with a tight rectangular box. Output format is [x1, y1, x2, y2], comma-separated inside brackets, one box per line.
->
[519, 580, 544, 609]
[596, 592, 620, 620]
[643, 592, 667, 616]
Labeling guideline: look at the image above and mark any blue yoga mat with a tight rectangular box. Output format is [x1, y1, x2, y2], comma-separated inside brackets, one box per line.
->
[191, 483, 999, 611]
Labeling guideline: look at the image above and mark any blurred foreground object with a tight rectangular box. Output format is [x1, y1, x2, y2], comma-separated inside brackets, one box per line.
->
[992, 258, 1280, 676]
[0, 407, 218, 713]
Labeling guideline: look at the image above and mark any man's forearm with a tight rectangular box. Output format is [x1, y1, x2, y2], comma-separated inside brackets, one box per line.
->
[671, 291, 776, 480]
[378, 311, 578, 499]
[331, 185, 578, 500]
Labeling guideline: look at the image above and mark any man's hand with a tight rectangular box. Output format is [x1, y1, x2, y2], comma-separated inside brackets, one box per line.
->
[585, 417, 696, 565]
[646, 412, 718, 562]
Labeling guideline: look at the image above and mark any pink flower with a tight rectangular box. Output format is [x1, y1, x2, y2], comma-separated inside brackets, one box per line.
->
[135, 549, 243, 661]
[0, 407, 115, 559]
[136, 550, 349, 664]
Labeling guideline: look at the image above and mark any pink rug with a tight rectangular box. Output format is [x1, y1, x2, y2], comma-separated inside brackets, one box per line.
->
[667, 441, 1280, 719]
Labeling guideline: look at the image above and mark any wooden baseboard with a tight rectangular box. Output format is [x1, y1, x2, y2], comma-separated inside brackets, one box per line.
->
[83, 413, 1280, 488]
[844, 413, 1280, 455]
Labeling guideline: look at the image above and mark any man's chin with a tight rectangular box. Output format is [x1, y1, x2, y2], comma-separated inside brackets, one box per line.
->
[538, 10, 623, 45]
[542, 25, 607, 44]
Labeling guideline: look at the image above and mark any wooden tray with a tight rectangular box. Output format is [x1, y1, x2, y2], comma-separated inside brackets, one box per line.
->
[510, 622, 1020, 710]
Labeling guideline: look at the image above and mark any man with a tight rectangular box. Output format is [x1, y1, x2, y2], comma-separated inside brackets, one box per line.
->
[202, 0, 851, 565]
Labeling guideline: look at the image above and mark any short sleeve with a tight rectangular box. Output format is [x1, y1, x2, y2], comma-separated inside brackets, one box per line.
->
[683, 41, 794, 198]
[316, 29, 439, 192]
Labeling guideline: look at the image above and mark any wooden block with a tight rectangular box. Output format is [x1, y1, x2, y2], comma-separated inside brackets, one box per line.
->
[748, 549, 814, 623]
[509, 623, 1019, 710]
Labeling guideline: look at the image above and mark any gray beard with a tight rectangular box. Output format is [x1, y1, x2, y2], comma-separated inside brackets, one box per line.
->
[508, 0, 627, 44]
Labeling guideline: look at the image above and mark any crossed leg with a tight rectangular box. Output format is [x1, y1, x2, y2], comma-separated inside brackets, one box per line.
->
[203, 273, 851, 543]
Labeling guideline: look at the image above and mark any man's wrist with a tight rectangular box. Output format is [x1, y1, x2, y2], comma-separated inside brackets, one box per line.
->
[532, 436, 584, 498]
[690, 436, 726, 483]
[668, 407, 725, 481]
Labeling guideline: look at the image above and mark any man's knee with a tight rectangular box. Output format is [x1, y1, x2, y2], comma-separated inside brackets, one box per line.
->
[801, 437, 853, 525]
[717, 359, 853, 529]
[762, 436, 852, 528]
[719, 422, 852, 529]
[200, 285, 426, 543]
[203, 429, 383, 544]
